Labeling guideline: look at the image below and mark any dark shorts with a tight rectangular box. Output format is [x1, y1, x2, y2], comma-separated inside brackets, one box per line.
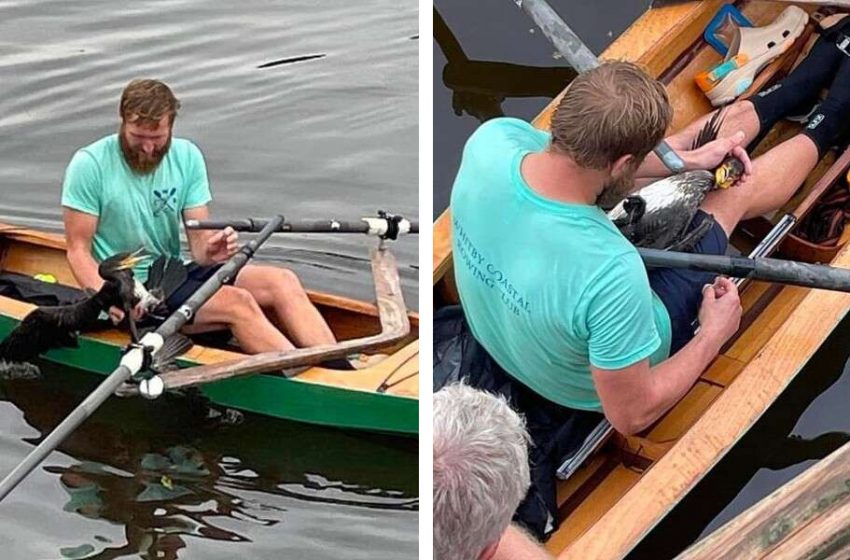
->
[647, 210, 729, 355]
[434, 306, 604, 541]
[163, 263, 231, 313]
[139, 262, 234, 328]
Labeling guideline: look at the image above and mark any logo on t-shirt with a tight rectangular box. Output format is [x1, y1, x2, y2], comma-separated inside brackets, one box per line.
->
[152, 187, 178, 217]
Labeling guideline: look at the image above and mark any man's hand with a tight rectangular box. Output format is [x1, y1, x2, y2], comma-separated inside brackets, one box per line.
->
[678, 130, 754, 187]
[204, 226, 238, 264]
[697, 276, 742, 348]
[108, 302, 146, 325]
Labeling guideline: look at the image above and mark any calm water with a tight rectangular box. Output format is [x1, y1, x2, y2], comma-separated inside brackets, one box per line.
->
[0, 0, 418, 307]
[0, 364, 417, 559]
[0, 1, 417, 558]
[435, 2, 850, 557]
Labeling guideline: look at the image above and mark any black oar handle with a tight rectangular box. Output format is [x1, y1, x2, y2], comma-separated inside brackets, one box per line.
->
[639, 248, 850, 293]
[185, 216, 418, 239]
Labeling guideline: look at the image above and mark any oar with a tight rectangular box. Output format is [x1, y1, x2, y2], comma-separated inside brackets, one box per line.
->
[185, 213, 418, 239]
[0, 214, 284, 502]
[639, 248, 850, 293]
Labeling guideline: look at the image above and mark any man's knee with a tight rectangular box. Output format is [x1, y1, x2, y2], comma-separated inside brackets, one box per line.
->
[270, 267, 303, 293]
[213, 286, 263, 321]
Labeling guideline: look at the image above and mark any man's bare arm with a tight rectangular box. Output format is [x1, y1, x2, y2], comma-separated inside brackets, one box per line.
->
[592, 277, 742, 435]
[183, 205, 239, 265]
[183, 205, 215, 265]
[63, 207, 104, 291]
[592, 332, 721, 435]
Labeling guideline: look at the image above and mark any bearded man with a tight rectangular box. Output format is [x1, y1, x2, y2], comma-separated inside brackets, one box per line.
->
[446, 56, 844, 538]
[61, 79, 337, 355]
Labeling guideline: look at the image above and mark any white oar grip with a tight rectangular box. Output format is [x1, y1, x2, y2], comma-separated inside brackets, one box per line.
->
[363, 217, 389, 236]
[362, 217, 411, 237]
[119, 333, 164, 374]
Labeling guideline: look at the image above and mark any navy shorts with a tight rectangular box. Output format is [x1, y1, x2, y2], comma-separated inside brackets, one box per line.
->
[163, 262, 234, 314]
[647, 210, 729, 355]
[137, 263, 235, 328]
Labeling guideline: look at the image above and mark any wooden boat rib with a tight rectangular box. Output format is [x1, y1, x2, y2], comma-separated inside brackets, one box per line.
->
[0, 223, 419, 435]
[434, 1, 850, 557]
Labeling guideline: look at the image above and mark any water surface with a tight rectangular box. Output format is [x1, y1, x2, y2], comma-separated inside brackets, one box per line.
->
[1, 0, 418, 306]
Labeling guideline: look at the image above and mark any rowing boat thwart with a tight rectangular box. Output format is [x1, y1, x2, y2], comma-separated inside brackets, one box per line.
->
[434, 0, 850, 556]
[0, 223, 419, 435]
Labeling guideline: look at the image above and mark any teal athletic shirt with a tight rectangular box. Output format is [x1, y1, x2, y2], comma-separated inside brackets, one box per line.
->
[450, 118, 672, 411]
[61, 134, 212, 283]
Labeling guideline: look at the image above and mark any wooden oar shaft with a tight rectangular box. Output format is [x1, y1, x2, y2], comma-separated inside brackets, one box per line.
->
[0, 215, 284, 503]
[185, 217, 418, 236]
[639, 248, 850, 292]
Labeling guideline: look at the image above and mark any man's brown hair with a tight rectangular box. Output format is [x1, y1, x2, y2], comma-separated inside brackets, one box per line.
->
[119, 79, 181, 126]
[549, 61, 672, 169]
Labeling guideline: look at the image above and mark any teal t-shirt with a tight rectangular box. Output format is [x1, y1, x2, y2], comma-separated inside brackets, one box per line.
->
[450, 118, 672, 411]
[61, 134, 212, 282]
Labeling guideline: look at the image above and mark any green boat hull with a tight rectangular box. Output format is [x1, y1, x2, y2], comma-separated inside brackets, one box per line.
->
[0, 315, 418, 435]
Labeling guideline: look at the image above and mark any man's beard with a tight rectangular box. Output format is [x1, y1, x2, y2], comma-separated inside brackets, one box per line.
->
[119, 127, 171, 175]
[596, 167, 637, 210]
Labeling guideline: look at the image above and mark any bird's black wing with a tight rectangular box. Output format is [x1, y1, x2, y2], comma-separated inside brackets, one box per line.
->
[0, 307, 80, 363]
[691, 108, 726, 150]
[146, 255, 188, 299]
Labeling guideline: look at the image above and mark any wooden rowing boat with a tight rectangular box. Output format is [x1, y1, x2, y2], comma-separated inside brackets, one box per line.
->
[678, 437, 850, 559]
[0, 223, 419, 435]
[434, 0, 850, 556]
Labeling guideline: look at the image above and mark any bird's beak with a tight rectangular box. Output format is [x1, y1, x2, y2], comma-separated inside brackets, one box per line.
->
[715, 166, 732, 189]
[117, 248, 150, 270]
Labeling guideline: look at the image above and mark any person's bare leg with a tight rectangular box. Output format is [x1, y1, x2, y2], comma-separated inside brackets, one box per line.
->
[701, 134, 819, 236]
[234, 264, 336, 347]
[670, 100, 762, 148]
[183, 285, 295, 354]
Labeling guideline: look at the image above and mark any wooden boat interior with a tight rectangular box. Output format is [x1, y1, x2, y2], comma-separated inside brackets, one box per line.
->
[0, 224, 419, 399]
[433, 1, 850, 557]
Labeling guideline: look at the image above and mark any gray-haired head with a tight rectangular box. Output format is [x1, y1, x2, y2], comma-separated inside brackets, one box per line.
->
[433, 383, 531, 560]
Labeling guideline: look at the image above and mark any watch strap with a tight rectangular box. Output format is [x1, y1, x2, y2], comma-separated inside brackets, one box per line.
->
[654, 140, 686, 174]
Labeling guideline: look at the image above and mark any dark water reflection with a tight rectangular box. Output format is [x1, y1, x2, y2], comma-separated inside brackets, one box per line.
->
[0, 364, 417, 559]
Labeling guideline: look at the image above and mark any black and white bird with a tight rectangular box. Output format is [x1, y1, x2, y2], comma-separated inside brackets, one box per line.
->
[0, 250, 187, 364]
[607, 111, 745, 251]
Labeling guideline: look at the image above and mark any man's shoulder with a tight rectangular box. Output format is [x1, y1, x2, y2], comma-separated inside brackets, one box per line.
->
[591, 247, 649, 290]
[467, 117, 547, 152]
[168, 137, 204, 163]
[170, 136, 201, 153]
[73, 133, 117, 163]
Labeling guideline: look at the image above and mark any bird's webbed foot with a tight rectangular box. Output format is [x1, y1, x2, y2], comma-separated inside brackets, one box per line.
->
[665, 214, 716, 252]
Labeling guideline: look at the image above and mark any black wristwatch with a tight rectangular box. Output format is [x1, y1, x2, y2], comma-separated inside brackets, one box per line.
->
[653, 140, 686, 174]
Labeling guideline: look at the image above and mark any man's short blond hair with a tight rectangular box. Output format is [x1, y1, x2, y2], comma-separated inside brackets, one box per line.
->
[119, 79, 181, 126]
[550, 61, 672, 169]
